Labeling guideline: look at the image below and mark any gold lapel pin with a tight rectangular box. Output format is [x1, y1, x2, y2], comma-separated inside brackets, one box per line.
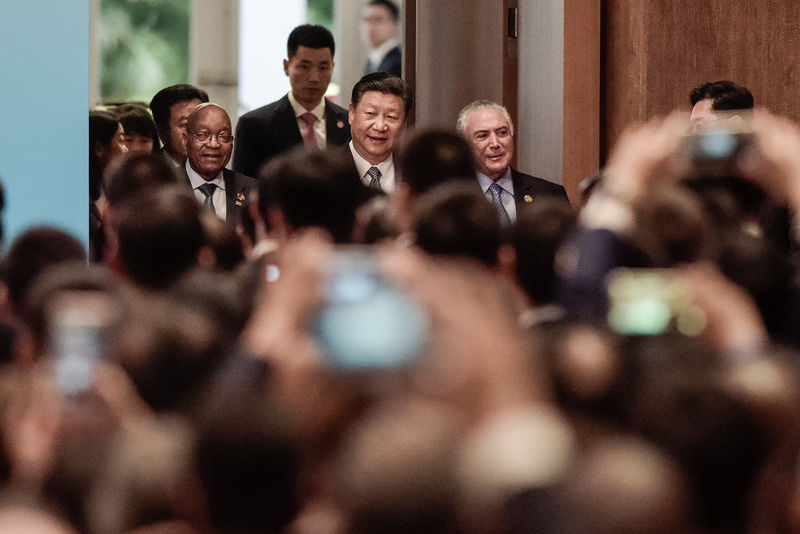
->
[336, 120, 345, 129]
[235, 192, 246, 206]
[523, 194, 534, 203]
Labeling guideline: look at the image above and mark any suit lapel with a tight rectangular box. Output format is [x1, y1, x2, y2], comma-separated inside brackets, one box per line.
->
[324, 100, 349, 146]
[277, 95, 304, 146]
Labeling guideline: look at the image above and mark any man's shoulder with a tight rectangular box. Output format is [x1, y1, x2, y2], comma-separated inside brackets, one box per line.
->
[238, 95, 292, 122]
[511, 168, 568, 198]
[224, 167, 257, 188]
[324, 98, 349, 118]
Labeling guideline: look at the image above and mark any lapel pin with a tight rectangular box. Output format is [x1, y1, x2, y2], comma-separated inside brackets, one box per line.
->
[336, 121, 344, 129]
[523, 194, 534, 203]
[235, 192, 246, 206]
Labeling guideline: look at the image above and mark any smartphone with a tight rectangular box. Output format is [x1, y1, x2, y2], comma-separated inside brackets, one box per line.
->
[312, 247, 428, 370]
[607, 269, 705, 336]
[684, 115, 754, 178]
[47, 291, 115, 395]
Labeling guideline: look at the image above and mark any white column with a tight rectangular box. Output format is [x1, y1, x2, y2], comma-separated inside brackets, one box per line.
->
[190, 0, 240, 123]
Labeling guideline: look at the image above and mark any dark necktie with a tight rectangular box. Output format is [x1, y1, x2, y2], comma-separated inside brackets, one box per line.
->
[199, 182, 217, 213]
[367, 166, 382, 190]
[489, 182, 511, 226]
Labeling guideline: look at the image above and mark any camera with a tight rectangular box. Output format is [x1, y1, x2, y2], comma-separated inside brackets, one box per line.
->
[607, 269, 706, 336]
[312, 247, 429, 370]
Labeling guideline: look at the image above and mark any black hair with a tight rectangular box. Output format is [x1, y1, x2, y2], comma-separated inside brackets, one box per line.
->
[287, 24, 335, 58]
[396, 129, 475, 195]
[4, 227, 86, 313]
[689, 80, 754, 111]
[115, 103, 159, 151]
[89, 110, 121, 201]
[412, 181, 502, 266]
[114, 186, 204, 290]
[149, 84, 209, 130]
[351, 72, 412, 117]
[511, 198, 576, 305]
[258, 147, 364, 243]
[104, 152, 181, 207]
[369, 0, 400, 22]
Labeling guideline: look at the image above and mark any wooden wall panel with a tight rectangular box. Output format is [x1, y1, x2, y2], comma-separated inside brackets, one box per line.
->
[602, 0, 800, 162]
[563, 0, 601, 202]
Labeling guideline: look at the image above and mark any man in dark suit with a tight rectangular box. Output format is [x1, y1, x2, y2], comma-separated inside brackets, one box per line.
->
[149, 84, 209, 168]
[232, 25, 350, 178]
[457, 100, 569, 225]
[361, 0, 402, 77]
[182, 103, 255, 227]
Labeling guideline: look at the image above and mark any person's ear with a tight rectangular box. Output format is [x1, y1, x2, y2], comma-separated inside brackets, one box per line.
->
[283, 58, 290, 76]
[94, 141, 108, 161]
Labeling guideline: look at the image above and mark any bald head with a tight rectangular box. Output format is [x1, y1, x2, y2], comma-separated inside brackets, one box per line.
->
[184, 103, 234, 181]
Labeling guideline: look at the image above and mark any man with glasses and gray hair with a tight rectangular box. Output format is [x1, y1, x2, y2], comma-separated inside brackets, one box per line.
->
[182, 103, 255, 226]
[457, 100, 569, 225]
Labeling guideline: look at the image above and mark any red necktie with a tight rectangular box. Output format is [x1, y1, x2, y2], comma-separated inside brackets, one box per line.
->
[300, 112, 317, 149]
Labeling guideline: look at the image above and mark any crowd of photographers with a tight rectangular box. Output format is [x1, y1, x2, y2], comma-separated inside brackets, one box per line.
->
[2, 78, 800, 533]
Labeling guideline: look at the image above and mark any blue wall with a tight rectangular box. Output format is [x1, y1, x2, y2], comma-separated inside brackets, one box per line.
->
[0, 2, 89, 251]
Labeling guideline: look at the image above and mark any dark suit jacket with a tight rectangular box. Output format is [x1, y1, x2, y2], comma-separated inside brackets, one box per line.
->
[181, 166, 256, 227]
[232, 94, 350, 178]
[366, 45, 402, 77]
[511, 168, 570, 214]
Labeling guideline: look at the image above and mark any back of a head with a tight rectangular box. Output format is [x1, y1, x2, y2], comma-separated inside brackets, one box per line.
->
[512, 198, 576, 305]
[194, 384, 300, 534]
[112, 293, 224, 412]
[104, 152, 181, 207]
[397, 129, 475, 195]
[258, 147, 364, 243]
[412, 181, 502, 266]
[287, 23, 335, 57]
[4, 227, 86, 315]
[149, 84, 209, 130]
[689, 80, 754, 110]
[114, 185, 204, 290]
[634, 356, 769, 530]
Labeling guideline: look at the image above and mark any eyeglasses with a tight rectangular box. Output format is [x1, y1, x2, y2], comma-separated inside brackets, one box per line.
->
[190, 131, 234, 144]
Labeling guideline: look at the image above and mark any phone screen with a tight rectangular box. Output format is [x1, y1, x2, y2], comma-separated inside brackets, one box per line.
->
[47, 291, 114, 395]
[607, 269, 705, 337]
[312, 248, 428, 370]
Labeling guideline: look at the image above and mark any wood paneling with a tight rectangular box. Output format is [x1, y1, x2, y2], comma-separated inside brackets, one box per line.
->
[602, 0, 800, 162]
[563, 0, 601, 202]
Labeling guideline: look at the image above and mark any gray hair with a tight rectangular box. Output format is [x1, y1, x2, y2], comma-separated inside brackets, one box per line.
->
[456, 100, 514, 136]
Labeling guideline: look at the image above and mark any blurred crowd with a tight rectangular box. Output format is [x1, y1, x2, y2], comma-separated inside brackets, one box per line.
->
[4, 18, 800, 534]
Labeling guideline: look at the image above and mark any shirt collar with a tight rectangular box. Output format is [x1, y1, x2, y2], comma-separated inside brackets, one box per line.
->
[287, 91, 325, 121]
[368, 37, 401, 67]
[476, 167, 513, 194]
[349, 140, 393, 179]
[186, 160, 225, 190]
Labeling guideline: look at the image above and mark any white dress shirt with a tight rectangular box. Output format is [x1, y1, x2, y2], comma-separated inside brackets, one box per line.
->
[349, 140, 396, 193]
[477, 168, 517, 222]
[186, 160, 227, 221]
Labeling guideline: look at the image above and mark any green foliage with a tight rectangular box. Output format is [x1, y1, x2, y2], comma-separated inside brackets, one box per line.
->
[306, 0, 333, 28]
[100, 0, 190, 104]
